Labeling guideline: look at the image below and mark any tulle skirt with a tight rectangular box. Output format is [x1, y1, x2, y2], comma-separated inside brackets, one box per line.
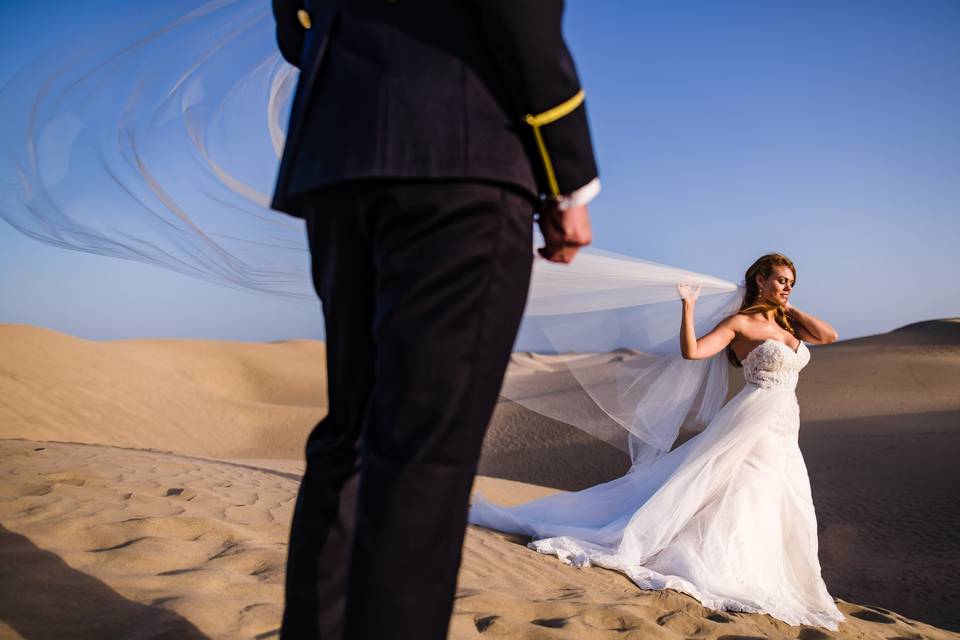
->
[468, 384, 846, 630]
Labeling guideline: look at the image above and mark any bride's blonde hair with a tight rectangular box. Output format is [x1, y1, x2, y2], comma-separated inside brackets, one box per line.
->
[728, 253, 797, 368]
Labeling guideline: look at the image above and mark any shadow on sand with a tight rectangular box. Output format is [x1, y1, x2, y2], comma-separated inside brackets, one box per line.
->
[0, 522, 209, 639]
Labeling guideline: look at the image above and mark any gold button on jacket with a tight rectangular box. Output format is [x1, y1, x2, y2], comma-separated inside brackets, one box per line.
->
[297, 9, 312, 29]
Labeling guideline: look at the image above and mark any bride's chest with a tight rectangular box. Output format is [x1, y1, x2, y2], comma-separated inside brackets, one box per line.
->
[742, 340, 809, 388]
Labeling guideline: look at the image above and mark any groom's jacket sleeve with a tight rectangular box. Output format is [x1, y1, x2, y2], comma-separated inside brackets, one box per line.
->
[471, 0, 599, 200]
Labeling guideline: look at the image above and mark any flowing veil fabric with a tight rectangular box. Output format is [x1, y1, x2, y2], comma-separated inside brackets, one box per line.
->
[0, 0, 746, 462]
[509, 249, 744, 470]
[0, 0, 309, 299]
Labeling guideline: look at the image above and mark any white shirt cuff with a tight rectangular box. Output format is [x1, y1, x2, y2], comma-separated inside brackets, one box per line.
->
[557, 177, 601, 210]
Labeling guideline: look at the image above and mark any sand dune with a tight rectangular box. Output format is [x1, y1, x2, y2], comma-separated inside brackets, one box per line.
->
[0, 324, 326, 460]
[1, 320, 959, 638]
[3, 439, 955, 640]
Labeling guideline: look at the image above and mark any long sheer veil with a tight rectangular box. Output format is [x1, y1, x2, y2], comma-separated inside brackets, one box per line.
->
[0, 0, 309, 299]
[510, 243, 744, 470]
[0, 0, 745, 469]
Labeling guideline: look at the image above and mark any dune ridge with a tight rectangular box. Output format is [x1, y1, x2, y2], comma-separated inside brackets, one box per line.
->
[0, 323, 326, 460]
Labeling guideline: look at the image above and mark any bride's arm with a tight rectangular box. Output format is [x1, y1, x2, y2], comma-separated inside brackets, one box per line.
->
[785, 304, 839, 344]
[677, 284, 739, 360]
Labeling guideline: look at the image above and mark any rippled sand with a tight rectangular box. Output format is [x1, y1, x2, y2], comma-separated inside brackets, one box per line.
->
[1, 320, 957, 638]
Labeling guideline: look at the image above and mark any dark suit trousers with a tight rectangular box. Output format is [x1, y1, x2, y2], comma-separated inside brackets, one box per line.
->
[280, 179, 536, 640]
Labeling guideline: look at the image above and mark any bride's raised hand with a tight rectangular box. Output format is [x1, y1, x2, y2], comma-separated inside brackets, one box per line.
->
[677, 282, 702, 303]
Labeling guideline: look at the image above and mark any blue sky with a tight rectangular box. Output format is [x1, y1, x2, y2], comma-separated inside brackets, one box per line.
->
[1, 0, 958, 342]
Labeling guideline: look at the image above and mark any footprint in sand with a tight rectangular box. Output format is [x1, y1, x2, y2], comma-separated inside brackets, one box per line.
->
[530, 616, 568, 628]
[849, 608, 896, 624]
[474, 614, 498, 632]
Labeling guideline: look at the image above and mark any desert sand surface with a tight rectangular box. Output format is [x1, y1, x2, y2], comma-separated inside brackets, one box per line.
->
[1, 320, 958, 638]
[0, 324, 328, 460]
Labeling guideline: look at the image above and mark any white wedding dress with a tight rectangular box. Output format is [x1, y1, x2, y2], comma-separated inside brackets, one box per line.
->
[469, 337, 846, 631]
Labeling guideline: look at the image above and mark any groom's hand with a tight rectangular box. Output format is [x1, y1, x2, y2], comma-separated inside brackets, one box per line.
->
[536, 201, 592, 263]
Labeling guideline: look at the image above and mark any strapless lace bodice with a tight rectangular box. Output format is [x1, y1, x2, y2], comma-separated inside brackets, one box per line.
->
[742, 339, 809, 390]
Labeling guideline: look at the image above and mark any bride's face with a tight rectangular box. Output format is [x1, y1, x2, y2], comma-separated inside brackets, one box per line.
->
[757, 265, 795, 306]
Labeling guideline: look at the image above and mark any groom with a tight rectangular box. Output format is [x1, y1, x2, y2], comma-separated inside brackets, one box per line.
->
[270, 1, 599, 638]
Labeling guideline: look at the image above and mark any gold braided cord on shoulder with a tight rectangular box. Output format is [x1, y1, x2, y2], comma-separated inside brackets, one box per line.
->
[524, 89, 586, 127]
[523, 89, 586, 197]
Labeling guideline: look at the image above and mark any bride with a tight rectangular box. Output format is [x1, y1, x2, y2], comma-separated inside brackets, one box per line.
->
[469, 252, 847, 631]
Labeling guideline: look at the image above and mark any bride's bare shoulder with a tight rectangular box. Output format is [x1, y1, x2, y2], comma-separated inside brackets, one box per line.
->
[704, 313, 746, 344]
[719, 313, 763, 345]
[719, 312, 748, 331]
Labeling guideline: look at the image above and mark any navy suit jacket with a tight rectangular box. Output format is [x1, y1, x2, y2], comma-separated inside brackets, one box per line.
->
[270, 0, 598, 218]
